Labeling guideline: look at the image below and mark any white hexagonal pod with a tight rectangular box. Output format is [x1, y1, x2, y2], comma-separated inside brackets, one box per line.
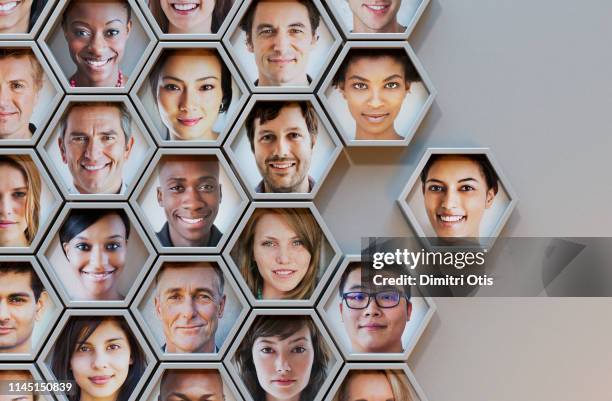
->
[316, 254, 436, 361]
[130, 255, 250, 361]
[0, 363, 56, 401]
[37, 309, 156, 401]
[139, 363, 244, 401]
[222, 0, 342, 93]
[318, 41, 436, 147]
[130, 148, 249, 253]
[137, 0, 243, 40]
[37, 202, 156, 308]
[223, 202, 341, 307]
[223, 95, 343, 200]
[327, 363, 429, 401]
[130, 42, 249, 147]
[36, 95, 157, 200]
[325, 0, 430, 40]
[0, 42, 63, 146]
[0, 148, 62, 254]
[397, 148, 518, 249]
[224, 309, 342, 401]
[37, 0, 156, 94]
[0, 256, 63, 362]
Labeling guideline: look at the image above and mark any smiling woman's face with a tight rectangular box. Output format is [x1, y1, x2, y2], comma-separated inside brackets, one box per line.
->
[0, 0, 33, 34]
[0, 163, 28, 247]
[159, 0, 216, 34]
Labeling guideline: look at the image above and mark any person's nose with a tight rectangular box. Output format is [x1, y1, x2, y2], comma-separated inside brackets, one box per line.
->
[272, 31, 291, 53]
[367, 88, 384, 108]
[180, 187, 206, 210]
[363, 295, 382, 317]
[275, 244, 291, 265]
[179, 87, 197, 112]
[87, 31, 108, 57]
[0, 85, 12, 107]
[88, 245, 109, 271]
[0, 299, 10, 321]
[441, 188, 460, 210]
[0, 194, 14, 218]
[84, 137, 104, 160]
[273, 137, 291, 157]
[275, 350, 292, 372]
[178, 297, 196, 320]
[92, 349, 111, 369]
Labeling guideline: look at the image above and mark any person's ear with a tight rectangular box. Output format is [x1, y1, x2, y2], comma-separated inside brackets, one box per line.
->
[124, 136, 135, 160]
[154, 295, 162, 318]
[126, 19, 132, 35]
[339, 84, 346, 100]
[35, 291, 49, 321]
[246, 36, 254, 53]
[58, 136, 67, 164]
[218, 183, 222, 204]
[311, 32, 319, 45]
[339, 301, 343, 321]
[485, 187, 496, 209]
[218, 294, 226, 318]
[405, 81, 412, 94]
[156, 187, 163, 207]
[310, 133, 317, 149]
[62, 242, 70, 257]
[406, 300, 413, 321]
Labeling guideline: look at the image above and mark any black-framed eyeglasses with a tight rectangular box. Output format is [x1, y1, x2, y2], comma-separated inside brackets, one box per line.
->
[342, 290, 406, 309]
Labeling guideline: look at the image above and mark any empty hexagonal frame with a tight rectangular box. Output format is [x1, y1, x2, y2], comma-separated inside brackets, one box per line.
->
[131, 255, 250, 361]
[223, 202, 342, 307]
[36, 95, 157, 200]
[224, 309, 342, 401]
[37, 202, 156, 308]
[328, 363, 429, 401]
[130, 42, 249, 147]
[130, 148, 249, 254]
[223, 0, 342, 93]
[0, 0, 57, 40]
[37, 309, 156, 401]
[318, 41, 436, 147]
[139, 363, 244, 401]
[223, 94, 343, 200]
[137, 0, 243, 40]
[37, 0, 156, 94]
[0, 148, 62, 254]
[317, 254, 436, 361]
[0, 256, 63, 362]
[398, 147, 518, 249]
[325, 0, 430, 40]
[0, 42, 63, 146]
[0, 363, 56, 401]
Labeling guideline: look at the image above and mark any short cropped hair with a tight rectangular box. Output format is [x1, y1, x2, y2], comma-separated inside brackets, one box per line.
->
[420, 154, 499, 194]
[0, 262, 44, 301]
[154, 262, 225, 296]
[59, 102, 132, 142]
[0, 48, 44, 90]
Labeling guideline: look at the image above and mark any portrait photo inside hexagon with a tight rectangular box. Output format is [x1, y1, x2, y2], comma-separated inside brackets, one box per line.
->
[329, 0, 423, 34]
[0, 154, 55, 248]
[137, 153, 242, 248]
[332, 369, 421, 401]
[0, 0, 47, 34]
[145, 368, 238, 401]
[47, 315, 148, 401]
[137, 47, 243, 143]
[44, 208, 149, 303]
[46, 0, 150, 88]
[230, 207, 335, 301]
[325, 47, 429, 142]
[44, 101, 151, 196]
[0, 47, 57, 141]
[0, 262, 58, 355]
[148, 0, 234, 34]
[229, 0, 335, 88]
[137, 261, 244, 355]
[230, 101, 337, 194]
[323, 261, 430, 355]
[405, 153, 511, 240]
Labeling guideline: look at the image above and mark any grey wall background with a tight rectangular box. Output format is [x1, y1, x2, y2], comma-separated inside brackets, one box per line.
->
[315, 0, 612, 400]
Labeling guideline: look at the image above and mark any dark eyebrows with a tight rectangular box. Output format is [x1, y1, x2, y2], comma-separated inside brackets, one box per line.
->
[347, 284, 367, 291]
[347, 74, 369, 82]
[255, 23, 275, 32]
[106, 19, 124, 25]
[8, 292, 31, 298]
[458, 177, 480, 183]
[105, 337, 125, 343]
[288, 22, 307, 28]
[384, 74, 403, 81]
[289, 336, 309, 343]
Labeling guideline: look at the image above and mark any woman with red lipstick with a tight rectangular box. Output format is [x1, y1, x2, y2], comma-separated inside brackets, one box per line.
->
[51, 316, 146, 401]
[149, 0, 232, 34]
[61, 0, 132, 88]
[236, 208, 322, 300]
[234, 315, 330, 401]
[59, 209, 130, 301]
[0, 155, 40, 248]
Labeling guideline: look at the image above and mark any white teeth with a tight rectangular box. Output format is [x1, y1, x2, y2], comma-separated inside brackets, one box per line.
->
[366, 4, 387, 10]
[270, 162, 294, 169]
[180, 217, 204, 224]
[173, 3, 197, 10]
[439, 215, 465, 222]
[273, 270, 295, 276]
[85, 59, 110, 67]
[82, 165, 106, 171]
[82, 271, 114, 279]
[0, 2, 18, 11]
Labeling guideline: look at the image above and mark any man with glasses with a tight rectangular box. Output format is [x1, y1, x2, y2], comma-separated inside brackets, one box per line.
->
[338, 261, 412, 353]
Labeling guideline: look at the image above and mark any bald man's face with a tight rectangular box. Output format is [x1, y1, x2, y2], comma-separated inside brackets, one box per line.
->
[159, 370, 224, 401]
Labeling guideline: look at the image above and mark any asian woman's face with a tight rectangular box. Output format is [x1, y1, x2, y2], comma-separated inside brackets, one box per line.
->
[70, 320, 132, 401]
[157, 50, 224, 141]
[0, 163, 28, 247]
[340, 56, 409, 139]
[252, 325, 314, 401]
[423, 156, 496, 238]
[63, 214, 128, 300]
[63, 0, 132, 86]
[253, 213, 311, 298]
[159, 0, 216, 34]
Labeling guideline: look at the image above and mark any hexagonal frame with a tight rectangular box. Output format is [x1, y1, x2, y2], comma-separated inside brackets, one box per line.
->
[36, 95, 157, 201]
[316, 254, 436, 361]
[37, 309, 156, 401]
[130, 147, 250, 254]
[0, 148, 62, 254]
[37, 0, 157, 94]
[37, 202, 156, 308]
[131, 255, 251, 361]
[222, 0, 342, 93]
[327, 363, 430, 401]
[0, 363, 56, 401]
[223, 202, 342, 307]
[317, 41, 436, 147]
[223, 94, 343, 200]
[325, 0, 430, 41]
[223, 309, 343, 401]
[397, 147, 519, 249]
[0, 41, 63, 147]
[130, 41, 250, 147]
[0, 255, 63, 362]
